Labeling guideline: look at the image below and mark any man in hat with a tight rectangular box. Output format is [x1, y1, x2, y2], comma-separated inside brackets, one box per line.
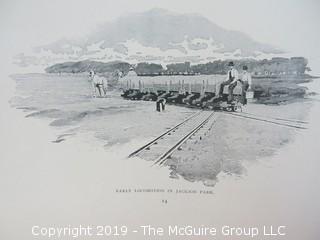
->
[216, 61, 239, 101]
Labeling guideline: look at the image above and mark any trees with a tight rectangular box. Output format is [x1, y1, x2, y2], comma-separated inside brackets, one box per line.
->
[46, 57, 309, 76]
[166, 62, 191, 74]
[135, 62, 164, 75]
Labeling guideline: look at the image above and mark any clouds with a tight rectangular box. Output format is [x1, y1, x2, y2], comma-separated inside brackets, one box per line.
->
[1, 0, 319, 72]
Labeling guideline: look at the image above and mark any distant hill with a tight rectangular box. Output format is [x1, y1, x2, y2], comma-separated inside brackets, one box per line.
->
[16, 8, 284, 68]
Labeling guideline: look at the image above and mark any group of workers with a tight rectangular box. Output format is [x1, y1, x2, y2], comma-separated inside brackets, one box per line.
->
[88, 61, 252, 104]
[154, 61, 252, 111]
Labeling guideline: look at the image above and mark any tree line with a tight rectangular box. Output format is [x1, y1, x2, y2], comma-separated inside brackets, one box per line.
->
[46, 57, 310, 77]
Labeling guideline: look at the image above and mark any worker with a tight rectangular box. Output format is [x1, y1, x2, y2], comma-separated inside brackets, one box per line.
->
[216, 61, 239, 102]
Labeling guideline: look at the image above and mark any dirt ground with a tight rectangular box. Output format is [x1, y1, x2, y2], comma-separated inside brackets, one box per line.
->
[11, 74, 314, 187]
[166, 100, 312, 186]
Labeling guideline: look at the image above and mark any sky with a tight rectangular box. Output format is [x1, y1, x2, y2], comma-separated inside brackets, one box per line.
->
[1, 0, 320, 73]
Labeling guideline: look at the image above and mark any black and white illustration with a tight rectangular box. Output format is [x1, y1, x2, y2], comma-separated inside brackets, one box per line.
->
[1, 1, 320, 239]
[8, 7, 316, 185]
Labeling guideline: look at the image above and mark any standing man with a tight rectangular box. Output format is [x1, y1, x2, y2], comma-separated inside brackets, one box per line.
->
[156, 98, 166, 112]
[93, 75, 105, 97]
[217, 61, 239, 101]
[241, 65, 252, 91]
[89, 69, 95, 79]
[89, 70, 106, 97]
[88, 69, 96, 97]
[240, 65, 252, 104]
[161, 98, 166, 111]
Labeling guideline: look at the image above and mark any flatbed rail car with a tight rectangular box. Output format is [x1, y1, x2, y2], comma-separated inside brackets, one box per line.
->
[121, 81, 252, 111]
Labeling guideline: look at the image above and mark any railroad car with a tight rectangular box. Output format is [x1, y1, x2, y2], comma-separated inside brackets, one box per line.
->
[121, 81, 253, 112]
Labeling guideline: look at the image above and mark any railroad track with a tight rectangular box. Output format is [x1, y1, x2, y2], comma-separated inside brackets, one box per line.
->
[238, 112, 308, 124]
[129, 110, 216, 166]
[224, 112, 308, 129]
[129, 109, 306, 167]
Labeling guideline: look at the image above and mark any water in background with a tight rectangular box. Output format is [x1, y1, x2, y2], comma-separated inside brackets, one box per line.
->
[9, 73, 200, 145]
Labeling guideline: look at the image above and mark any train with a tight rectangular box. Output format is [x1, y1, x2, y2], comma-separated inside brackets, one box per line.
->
[121, 81, 253, 112]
